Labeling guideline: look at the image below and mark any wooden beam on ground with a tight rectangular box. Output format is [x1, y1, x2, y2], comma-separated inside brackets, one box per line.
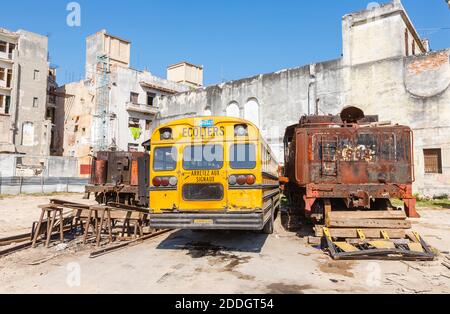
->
[327, 219, 411, 229]
[314, 226, 406, 239]
[328, 211, 407, 220]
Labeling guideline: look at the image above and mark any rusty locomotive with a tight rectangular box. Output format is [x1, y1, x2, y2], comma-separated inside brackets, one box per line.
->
[283, 106, 419, 222]
[86, 151, 150, 207]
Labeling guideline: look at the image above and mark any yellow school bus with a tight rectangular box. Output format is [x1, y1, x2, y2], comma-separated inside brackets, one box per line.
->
[149, 117, 281, 234]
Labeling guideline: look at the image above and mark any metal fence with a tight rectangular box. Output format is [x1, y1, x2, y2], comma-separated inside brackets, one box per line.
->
[0, 177, 89, 195]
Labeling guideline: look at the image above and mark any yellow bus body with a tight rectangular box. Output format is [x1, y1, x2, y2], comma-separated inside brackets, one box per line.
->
[149, 116, 280, 232]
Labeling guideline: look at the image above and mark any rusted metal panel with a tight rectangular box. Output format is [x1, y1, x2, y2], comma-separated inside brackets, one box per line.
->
[130, 160, 139, 186]
[284, 107, 417, 215]
[93, 160, 107, 185]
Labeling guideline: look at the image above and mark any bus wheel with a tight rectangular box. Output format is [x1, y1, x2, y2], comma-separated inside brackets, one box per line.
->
[262, 209, 274, 234]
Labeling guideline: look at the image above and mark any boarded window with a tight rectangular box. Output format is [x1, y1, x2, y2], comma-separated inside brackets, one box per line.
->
[130, 92, 139, 104]
[33, 70, 39, 80]
[22, 122, 34, 146]
[33, 97, 39, 108]
[424, 149, 442, 174]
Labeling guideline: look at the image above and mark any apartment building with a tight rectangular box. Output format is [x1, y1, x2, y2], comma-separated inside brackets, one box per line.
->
[0, 28, 52, 156]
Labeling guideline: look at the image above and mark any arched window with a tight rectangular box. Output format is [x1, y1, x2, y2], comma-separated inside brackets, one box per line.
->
[244, 98, 260, 128]
[204, 107, 212, 116]
[226, 102, 240, 118]
[22, 122, 34, 146]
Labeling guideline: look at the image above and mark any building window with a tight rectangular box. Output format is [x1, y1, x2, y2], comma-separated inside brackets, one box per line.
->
[147, 92, 156, 106]
[22, 122, 34, 146]
[145, 120, 152, 131]
[424, 149, 442, 174]
[6, 69, 12, 88]
[0, 95, 3, 110]
[405, 29, 409, 56]
[5, 96, 10, 114]
[0, 41, 6, 53]
[0, 68, 4, 81]
[128, 143, 139, 152]
[33, 97, 39, 108]
[412, 41, 416, 55]
[128, 117, 140, 128]
[130, 92, 139, 104]
[8, 43, 15, 54]
[33, 70, 40, 80]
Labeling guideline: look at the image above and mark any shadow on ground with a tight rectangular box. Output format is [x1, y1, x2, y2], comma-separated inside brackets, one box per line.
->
[157, 229, 269, 255]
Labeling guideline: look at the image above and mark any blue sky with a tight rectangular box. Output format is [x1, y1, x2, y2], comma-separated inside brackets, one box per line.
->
[2, 0, 449, 86]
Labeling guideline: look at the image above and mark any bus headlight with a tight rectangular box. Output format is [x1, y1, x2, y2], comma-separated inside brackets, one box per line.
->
[228, 175, 237, 185]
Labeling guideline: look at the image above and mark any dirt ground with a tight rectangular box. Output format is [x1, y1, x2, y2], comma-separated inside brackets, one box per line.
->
[0, 193, 449, 294]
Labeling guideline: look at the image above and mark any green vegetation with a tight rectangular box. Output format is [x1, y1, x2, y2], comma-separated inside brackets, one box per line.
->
[392, 195, 450, 210]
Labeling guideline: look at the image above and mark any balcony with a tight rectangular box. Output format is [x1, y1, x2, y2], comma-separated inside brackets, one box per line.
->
[126, 102, 159, 115]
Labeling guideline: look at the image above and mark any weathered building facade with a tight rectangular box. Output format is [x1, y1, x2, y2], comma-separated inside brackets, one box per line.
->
[55, 30, 192, 174]
[0, 28, 53, 156]
[157, 0, 450, 196]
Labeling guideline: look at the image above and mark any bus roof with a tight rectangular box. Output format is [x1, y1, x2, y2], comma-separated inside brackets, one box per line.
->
[155, 116, 258, 131]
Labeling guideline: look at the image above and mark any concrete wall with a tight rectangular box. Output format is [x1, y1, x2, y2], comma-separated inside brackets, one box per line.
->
[0, 154, 86, 195]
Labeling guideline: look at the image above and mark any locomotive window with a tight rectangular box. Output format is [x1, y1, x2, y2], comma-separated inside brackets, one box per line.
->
[230, 144, 256, 169]
[183, 145, 224, 170]
[380, 133, 397, 161]
[153, 146, 177, 171]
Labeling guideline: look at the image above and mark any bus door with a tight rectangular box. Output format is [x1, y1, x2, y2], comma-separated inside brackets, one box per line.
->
[179, 143, 228, 212]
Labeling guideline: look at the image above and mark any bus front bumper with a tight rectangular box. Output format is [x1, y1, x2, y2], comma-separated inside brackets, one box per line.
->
[149, 211, 271, 231]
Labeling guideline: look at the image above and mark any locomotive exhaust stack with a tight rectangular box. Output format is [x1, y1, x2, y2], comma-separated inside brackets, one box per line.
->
[283, 106, 435, 260]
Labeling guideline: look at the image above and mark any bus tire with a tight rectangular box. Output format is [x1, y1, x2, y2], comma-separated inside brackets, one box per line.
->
[262, 209, 274, 234]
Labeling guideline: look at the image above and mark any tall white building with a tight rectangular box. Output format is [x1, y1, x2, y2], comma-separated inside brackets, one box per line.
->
[0, 28, 53, 156]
